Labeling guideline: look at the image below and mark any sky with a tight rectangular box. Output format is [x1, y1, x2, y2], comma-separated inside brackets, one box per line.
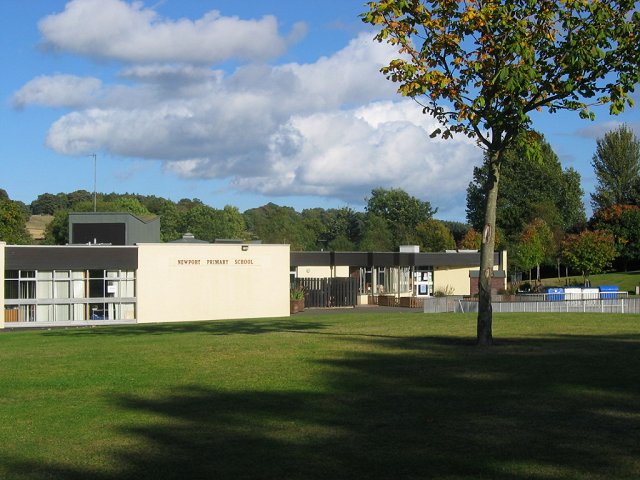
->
[1, 0, 639, 221]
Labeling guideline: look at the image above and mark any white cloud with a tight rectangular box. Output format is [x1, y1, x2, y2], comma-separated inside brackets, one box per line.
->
[231, 101, 482, 211]
[12, 75, 102, 109]
[575, 121, 624, 139]
[21, 3, 482, 213]
[576, 120, 640, 140]
[38, 0, 299, 64]
[41, 33, 399, 160]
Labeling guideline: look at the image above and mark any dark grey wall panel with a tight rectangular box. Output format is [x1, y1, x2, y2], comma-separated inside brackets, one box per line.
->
[290, 251, 498, 268]
[6, 246, 138, 270]
[72, 223, 126, 245]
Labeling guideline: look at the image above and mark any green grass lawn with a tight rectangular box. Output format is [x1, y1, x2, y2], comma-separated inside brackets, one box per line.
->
[1, 312, 639, 480]
[541, 270, 640, 293]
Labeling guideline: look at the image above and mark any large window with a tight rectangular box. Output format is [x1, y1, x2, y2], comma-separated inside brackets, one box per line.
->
[4, 269, 136, 323]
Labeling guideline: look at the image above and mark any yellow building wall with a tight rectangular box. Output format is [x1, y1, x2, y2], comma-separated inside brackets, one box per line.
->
[136, 243, 290, 323]
[433, 266, 472, 296]
[435, 252, 508, 296]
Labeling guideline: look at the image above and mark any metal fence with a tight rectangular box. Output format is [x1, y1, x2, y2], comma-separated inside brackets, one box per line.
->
[454, 297, 640, 314]
[294, 277, 358, 308]
[423, 296, 465, 313]
[423, 292, 640, 314]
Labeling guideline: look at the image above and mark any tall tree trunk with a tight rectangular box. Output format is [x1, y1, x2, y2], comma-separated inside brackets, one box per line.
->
[477, 152, 501, 346]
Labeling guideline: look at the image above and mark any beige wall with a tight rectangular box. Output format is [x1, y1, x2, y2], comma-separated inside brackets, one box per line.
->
[136, 243, 290, 323]
[434, 266, 472, 296]
[0, 243, 4, 329]
[436, 251, 508, 296]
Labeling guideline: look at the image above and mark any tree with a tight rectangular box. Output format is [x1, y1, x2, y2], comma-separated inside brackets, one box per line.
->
[359, 214, 395, 251]
[366, 188, 436, 248]
[441, 220, 471, 246]
[467, 134, 585, 242]
[303, 207, 364, 250]
[243, 203, 314, 250]
[415, 219, 455, 252]
[560, 168, 588, 234]
[179, 204, 246, 243]
[511, 219, 554, 282]
[363, 1, 639, 345]
[0, 199, 32, 244]
[67, 190, 93, 207]
[591, 124, 640, 211]
[590, 204, 640, 271]
[457, 226, 502, 250]
[30, 193, 68, 215]
[218, 205, 247, 240]
[562, 230, 618, 284]
[459, 228, 481, 250]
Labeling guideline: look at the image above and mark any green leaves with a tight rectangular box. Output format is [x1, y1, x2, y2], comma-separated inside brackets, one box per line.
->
[362, 0, 640, 149]
[562, 230, 618, 278]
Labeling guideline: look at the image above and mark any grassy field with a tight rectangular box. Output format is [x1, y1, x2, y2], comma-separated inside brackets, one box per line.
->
[541, 270, 640, 293]
[25, 215, 53, 241]
[1, 311, 639, 480]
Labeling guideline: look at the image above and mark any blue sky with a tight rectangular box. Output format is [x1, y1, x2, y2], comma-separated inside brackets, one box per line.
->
[2, 0, 639, 221]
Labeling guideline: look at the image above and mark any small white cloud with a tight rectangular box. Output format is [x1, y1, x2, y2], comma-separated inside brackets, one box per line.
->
[12, 75, 102, 109]
[38, 0, 298, 64]
[575, 121, 624, 139]
[576, 120, 640, 140]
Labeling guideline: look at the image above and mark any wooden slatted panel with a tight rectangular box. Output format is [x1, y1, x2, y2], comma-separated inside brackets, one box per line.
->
[294, 277, 358, 308]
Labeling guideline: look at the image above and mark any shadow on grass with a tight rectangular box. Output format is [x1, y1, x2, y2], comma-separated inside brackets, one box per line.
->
[6, 333, 640, 479]
[41, 318, 330, 337]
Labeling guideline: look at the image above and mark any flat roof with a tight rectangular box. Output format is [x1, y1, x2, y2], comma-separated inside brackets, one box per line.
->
[290, 250, 500, 268]
[5, 245, 138, 270]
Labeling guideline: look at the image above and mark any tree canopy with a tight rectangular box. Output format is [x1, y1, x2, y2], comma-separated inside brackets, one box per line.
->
[590, 124, 640, 211]
[511, 218, 554, 281]
[0, 199, 32, 244]
[366, 188, 436, 247]
[415, 219, 456, 252]
[466, 133, 586, 241]
[363, 0, 640, 345]
[562, 230, 618, 283]
[590, 204, 640, 271]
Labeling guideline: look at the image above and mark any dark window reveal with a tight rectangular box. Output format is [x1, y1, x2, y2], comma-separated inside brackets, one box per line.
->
[72, 223, 126, 245]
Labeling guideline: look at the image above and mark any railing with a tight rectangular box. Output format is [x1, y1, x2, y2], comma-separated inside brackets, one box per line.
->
[294, 277, 358, 308]
[456, 298, 638, 314]
[455, 293, 638, 314]
[423, 296, 464, 313]
[423, 292, 640, 314]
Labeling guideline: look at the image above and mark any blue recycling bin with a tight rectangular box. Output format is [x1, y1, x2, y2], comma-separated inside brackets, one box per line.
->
[599, 285, 619, 299]
[546, 287, 565, 301]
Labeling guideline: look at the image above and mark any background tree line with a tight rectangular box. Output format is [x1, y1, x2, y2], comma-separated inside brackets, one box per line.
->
[7, 186, 460, 252]
[467, 125, 640, 282]
[2, 125, 638, 280]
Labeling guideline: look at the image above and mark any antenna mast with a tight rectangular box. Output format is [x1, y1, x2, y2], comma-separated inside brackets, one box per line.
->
[91, 153, 97, 212]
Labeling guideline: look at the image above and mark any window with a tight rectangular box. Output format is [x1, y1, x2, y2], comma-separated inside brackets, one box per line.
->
[4, 269, 136, 323]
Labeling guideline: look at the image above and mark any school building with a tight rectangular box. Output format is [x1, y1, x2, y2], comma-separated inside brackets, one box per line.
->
[1, 213, 506, 328]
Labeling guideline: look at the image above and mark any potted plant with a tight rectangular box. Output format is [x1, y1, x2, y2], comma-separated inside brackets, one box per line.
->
[290, 286, 305, 314]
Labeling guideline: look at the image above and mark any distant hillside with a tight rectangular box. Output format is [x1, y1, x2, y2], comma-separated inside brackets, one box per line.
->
[26, 215, 53, 241]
